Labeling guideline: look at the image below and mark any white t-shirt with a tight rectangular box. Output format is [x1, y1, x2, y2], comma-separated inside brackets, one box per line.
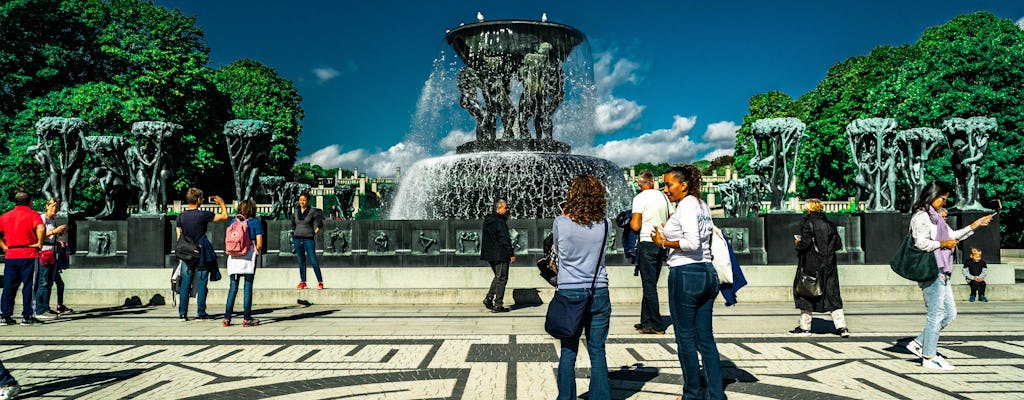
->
[631, 189, 672, 242]
[40, 212, 58, 251]
[664, 195, 712, 266]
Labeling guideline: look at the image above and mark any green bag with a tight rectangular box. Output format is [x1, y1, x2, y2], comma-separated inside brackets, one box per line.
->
[889, 235, 939, 282]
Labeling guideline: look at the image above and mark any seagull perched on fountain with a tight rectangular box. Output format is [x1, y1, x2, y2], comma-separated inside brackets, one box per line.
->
[542, 13, 547, 22]
[477, 12, 484, 22]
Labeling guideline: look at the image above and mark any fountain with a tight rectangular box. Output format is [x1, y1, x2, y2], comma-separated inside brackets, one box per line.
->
[389, 20, 631, 220]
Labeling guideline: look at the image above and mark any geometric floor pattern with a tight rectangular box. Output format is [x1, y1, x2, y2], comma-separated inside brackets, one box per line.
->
[3, 334, 1024, 399]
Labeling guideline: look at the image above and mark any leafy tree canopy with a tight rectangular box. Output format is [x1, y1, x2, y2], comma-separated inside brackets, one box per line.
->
[0, 0, 303, 211]
[734, 12, 1024, 245]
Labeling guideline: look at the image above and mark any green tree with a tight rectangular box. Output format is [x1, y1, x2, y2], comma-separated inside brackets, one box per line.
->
[870, 12, 1024, 245]
[794, 45, 917, 200]
[625, 162, 673, 177]
[213, 59, 304, 176]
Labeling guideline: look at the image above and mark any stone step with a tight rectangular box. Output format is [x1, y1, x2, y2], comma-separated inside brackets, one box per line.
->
[61, 285, 1024, 307]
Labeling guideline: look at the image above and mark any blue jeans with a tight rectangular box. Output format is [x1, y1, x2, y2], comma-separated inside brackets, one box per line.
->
[178, 263, 210, 317]
[225, 272, 255, 321]
[293, 238, 322, 283]
[916, 273, 956, 358]
[556, 287, 611, 400]
[669, 262, 725, 400]
[0, 360, 15, 386]
[1, 258, 36, 319]
[34, 261, 56, 315]
[637, 241, 666, 329]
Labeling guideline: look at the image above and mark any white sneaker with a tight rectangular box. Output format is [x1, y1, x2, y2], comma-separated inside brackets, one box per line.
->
[34, 313, 56, 320]
[905, 339, 924, 358]
[0, 381, 21, 400]
[922, 355, 955, 371]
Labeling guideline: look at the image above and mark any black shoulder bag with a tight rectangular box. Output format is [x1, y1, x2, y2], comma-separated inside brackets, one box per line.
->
[544, 220, 608, 340]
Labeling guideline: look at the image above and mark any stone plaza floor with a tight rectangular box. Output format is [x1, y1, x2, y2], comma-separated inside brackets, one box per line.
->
[0, 301, 1022, 399]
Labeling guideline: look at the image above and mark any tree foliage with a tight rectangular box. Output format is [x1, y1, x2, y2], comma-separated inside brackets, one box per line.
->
[213, 59, 304, 177]
[734, 12, 1024, 245]
[0, 0, 303, 211]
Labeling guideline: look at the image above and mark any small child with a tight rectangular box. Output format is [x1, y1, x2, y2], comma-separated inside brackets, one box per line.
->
[962, 247, 988, 302]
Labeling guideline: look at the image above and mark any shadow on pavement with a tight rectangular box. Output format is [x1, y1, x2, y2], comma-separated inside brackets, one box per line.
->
[18, 369, 147, 398]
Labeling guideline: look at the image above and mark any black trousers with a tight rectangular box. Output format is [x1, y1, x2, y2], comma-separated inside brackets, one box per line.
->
[968, 280, 986, 296]
[486, 261, 510, 307]
[637, 241, 666, 329]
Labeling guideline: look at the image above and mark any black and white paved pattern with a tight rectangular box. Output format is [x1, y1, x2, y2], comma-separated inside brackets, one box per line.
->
[3, 334, 1023, 399]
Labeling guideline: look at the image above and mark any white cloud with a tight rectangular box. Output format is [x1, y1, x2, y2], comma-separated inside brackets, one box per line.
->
[590, 51, 645, 134]
[313, 67, 340, 83]
[595, 98, 646, 133]
[593, 52, 640, 97]
[592, 115, 708, 166]
[1017, 17, 1024, 30]
[298, 142, 428, 177]
[701, 148, 735, 161]
[701, 121, 739, 147]
[439, 129, 475, 152]
[312, 61, 358, 84]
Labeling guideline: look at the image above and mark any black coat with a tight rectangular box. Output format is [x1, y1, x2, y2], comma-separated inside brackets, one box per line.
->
[793, 212, 844, 312]
[480, 212, 514, 262]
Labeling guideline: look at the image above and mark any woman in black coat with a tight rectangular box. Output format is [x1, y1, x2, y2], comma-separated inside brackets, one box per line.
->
[788, 199, 848, 337]
[480, 198, 516, 313]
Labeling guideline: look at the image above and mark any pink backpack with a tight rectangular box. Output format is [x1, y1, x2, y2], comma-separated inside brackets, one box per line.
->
[224, 215, 252, 256]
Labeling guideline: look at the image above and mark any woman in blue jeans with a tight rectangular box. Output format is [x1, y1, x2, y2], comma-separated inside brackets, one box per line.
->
[905, 181, 992, 371]
[224, 200, 264, 327]
[652, 165, 725, 400]
[291, 192, 325, 289]
[553, 174, 612, 400]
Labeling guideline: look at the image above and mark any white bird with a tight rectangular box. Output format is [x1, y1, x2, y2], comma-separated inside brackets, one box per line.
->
[542, 13, 547, 22]
[477, 12, 484, 22]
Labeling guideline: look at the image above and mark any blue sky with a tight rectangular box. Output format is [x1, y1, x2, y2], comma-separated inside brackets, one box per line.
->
[155, 0, 1024, 176]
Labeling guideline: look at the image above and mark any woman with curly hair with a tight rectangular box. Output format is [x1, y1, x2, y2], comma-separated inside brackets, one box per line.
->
[652, 165, 724, 400]
[553, 174, 611, 400]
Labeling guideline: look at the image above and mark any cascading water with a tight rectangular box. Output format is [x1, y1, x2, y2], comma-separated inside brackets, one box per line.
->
[389, 19, 631, 220]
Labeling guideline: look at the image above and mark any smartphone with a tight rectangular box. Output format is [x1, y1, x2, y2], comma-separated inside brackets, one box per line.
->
[207, 196, 217, 204]
[793, 234, 802, 240]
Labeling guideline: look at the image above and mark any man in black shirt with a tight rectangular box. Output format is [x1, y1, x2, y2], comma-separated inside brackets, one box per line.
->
[176, 188, 228, 321]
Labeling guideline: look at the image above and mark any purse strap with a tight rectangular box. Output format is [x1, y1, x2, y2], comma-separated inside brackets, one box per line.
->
[589, 219, 609, 290]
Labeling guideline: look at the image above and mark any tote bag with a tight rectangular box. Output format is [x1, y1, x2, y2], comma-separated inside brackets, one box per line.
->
[889, 235, 938, 282]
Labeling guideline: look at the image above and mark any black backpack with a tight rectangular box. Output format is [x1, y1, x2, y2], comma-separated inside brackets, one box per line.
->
[175, 234, 200, 263]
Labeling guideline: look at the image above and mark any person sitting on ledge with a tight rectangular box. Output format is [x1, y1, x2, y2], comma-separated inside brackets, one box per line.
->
[962, 247, 988, 303]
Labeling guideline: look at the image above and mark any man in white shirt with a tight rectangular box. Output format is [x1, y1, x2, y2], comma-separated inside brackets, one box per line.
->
[630, 171, 672, 334]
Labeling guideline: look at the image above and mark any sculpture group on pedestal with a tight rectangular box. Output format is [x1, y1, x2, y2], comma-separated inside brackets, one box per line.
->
[82, 136, 131, 219]
[224, 119, 273, 201]
[27, 117, 87, 214]
[846, 116, 996, 212]
[847, 118, 899, 212]
[718, 176, 766, 218]
[749, 118, 804, 212]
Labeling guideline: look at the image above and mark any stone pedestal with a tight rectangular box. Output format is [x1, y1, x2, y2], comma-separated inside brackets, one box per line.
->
[762, 213, 804, 265]
[861, 212, 912, 264]
[714, 217, 766, 265]
[953, 211, 1001, 264]
[127, 214, 168, 267]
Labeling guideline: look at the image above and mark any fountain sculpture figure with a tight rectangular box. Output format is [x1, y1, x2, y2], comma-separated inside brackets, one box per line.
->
[944, 117, 996, 211]
[128, 121, 178, 215]
[389, 19, 631, 219]
[749, 118, 804, 212]
[224, 119, 273, 201]
[847, 118, 898, 212]
[894, 127, 945, 206]
[83, 136, 132, 219]
[27, 117, 87, 214]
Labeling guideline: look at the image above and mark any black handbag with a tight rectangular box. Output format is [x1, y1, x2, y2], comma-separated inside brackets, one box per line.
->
[175, 234, 200, 263]
[544, 220, 607, 339]
[536, 233, 558, 287]
[890, 235, 939, 282]
[795, 269, 822, 297]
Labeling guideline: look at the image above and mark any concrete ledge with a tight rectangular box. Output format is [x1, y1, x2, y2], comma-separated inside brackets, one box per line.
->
[60, 285, 1024, 307]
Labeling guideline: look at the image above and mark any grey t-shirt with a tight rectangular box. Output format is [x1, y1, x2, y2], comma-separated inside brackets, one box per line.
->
[553, 216, 609, 289]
